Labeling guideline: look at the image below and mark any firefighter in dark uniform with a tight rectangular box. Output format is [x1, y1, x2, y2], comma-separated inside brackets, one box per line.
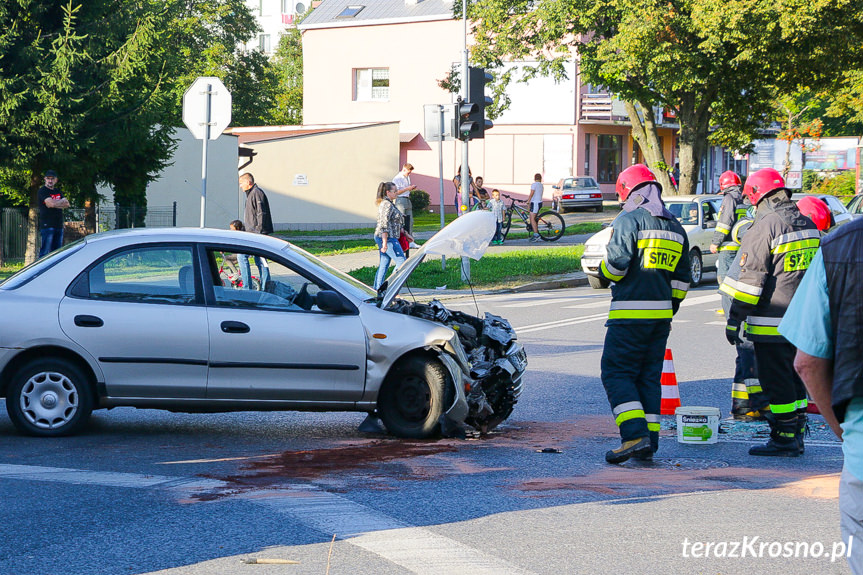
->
[720, 168, 821, 456]
[599, 164, 692, 464]
[711, 171, 763, 419]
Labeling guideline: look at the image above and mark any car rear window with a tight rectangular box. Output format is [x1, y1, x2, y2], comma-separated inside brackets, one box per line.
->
[0, 240, 86, 290]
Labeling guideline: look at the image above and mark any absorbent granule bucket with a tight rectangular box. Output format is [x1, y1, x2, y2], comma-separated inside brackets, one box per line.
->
[675, 406, 720, 444]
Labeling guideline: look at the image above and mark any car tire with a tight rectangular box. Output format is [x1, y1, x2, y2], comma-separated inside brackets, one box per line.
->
[378, 356, 450, 439]
[6, 358, 94, 437]
[689, 248, 703, 288]
[594, 204, 603, 213]
[587, 275, 610, 289]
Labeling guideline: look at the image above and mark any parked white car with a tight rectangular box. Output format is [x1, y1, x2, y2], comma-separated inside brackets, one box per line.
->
[581, 195, 723, 289]
[0, 212, 525, 439]
[792, 193, 855, 227]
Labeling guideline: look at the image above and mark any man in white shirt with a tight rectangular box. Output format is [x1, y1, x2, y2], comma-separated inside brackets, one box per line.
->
[529, 173, 544, 242]
[392, 163, 416, 238]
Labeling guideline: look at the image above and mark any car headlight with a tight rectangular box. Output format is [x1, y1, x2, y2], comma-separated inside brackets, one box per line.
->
[584, 244, 603, 256]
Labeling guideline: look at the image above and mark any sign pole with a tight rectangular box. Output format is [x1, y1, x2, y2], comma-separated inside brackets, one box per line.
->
[438, 105, 447, 271]
[199, 82, 212, 228]
[460, 0, 471, 282]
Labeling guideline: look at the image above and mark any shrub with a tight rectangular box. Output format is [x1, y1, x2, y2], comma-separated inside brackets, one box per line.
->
[410, 189, 430, 213]
[808, 170, 856, 197]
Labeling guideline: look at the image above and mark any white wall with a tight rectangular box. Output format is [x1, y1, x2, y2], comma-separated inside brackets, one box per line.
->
[494, 62, 577, 125]
[123, 128, 240, 228]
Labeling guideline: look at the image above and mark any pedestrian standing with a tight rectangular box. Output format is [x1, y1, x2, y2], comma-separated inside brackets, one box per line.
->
[487, 189, 505, 244]
[474, 176, 489, 208]
[528, 173, 543, 242]
[238, 172, 273, 290]
[452, 166, 476, 215]
[710, 171, 762, 419]
[373, 182, 412, 290]
[392, 163, 416, 236]
[778, 218, 863, 573]
[720, 168, 821, 456]
[37, 169, 70, 257]
[597, 164, 692, 463]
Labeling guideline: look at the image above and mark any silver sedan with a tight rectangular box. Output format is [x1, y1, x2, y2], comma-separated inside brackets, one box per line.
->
[0, 217, 525, 439]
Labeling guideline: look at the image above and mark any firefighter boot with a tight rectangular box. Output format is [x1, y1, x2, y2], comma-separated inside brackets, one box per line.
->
[796, 410, 810, 455]
[633, 431, 659, 461]
[731, 381, 750, 418]
[749, 415, 800, 457]
[605, 436, 652, 464]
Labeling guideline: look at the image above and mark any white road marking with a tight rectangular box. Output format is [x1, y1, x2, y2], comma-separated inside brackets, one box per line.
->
[251, 487, 536, 575]
[0, 464, 537, 574]
[679, 293, 721, 307]
[0, 463, 226, 492]
[499, 297, 593, 308]
[517, 312, 608, 334]
[705, 321, 727, 326]
[563, 300, 610, 310]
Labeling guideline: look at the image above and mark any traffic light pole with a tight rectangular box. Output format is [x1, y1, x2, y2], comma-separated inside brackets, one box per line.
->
[460, 0, 470, 282]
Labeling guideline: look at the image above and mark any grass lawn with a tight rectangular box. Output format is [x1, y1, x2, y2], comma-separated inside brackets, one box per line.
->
[348, 245, 585, 290]
[0, 262, 24, 282]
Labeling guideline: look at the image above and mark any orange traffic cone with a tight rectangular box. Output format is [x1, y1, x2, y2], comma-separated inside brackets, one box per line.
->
[660, 348, 681, 415]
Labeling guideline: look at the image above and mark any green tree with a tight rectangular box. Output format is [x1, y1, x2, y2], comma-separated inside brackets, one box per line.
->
[466, 0, 863, 195]
[270, 26, 304, 125]
[0, 1, 176, 261]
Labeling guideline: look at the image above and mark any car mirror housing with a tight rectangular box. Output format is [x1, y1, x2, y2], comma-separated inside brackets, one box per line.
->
[316, 290, 357, 314]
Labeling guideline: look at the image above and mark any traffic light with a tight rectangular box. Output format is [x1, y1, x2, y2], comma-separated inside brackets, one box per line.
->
[468, 66, 493, 139]
[457, 98, 479, 141]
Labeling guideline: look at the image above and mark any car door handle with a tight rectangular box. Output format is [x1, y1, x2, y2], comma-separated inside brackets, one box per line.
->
[220, 321, 250, 334]
[74, 315, 104, 328]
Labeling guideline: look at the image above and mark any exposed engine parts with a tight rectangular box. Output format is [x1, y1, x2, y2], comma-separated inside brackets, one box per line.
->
[389, 299, 526, 434]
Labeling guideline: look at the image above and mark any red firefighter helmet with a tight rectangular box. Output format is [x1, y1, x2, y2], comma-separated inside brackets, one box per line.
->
[743, 168, 785, 205]
[719, 171, 742, 191]
[615, 164, 656, 202]
[796, 196, 832, 232]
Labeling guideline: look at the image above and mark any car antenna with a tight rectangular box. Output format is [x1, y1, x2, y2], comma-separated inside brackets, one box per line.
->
[459, 258, 481, 316]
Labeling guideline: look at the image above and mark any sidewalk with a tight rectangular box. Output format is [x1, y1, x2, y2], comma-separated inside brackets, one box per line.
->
[311, 231, 592, 296]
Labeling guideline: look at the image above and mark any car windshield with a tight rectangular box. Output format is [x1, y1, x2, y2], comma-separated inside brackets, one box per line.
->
[666, 202, 700, 225]
[279, 242, 376, 299]
[0, 239, 87, 290]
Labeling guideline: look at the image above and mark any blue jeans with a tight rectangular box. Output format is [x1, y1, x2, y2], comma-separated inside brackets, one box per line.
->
[237, 253, 270, 290]
[39, 227, 64, 257]
[493, 221, 503, 242]
[374, 236, 405, 290]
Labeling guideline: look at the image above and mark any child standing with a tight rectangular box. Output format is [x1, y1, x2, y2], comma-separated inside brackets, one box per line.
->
[487, 189, 505, 245]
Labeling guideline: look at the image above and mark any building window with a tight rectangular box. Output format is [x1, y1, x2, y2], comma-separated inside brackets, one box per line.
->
[584, 134, 591, 175]
[354, 68, 389, 101]
[258, 34, 271, 53]
[338, 5, 365, 18]
[282, 0, 291, 13]
[258, 0, 264, 16]
[597, 135, 622, 184]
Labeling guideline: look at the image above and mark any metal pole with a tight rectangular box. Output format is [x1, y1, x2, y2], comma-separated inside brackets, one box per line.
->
[438, 105, 447, 271]
[200, 82, 212, 228]
[460, 0, 470, 282]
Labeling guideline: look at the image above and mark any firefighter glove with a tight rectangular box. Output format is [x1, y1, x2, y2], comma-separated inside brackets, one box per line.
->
[726, 320, 743, 346]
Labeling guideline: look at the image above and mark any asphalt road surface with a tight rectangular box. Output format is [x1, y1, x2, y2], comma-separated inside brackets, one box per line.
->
[0, 282, 849, 575]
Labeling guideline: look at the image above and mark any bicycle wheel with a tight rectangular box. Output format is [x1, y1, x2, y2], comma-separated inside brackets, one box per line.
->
[536, 210, 565, 242]
[500, 213, 513, 240]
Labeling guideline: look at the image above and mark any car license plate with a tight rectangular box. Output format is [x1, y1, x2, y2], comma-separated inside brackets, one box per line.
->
[576, 194, 589, 199]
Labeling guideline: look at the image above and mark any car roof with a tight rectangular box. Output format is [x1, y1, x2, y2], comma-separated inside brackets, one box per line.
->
[663, 194, 720, 202]
[81, 227, 289, 249]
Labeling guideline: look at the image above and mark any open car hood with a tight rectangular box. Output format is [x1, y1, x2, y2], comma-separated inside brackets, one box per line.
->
[378, 210, 496, 308]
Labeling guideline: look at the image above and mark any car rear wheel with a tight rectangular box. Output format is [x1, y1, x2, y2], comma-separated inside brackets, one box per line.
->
[594, 204, 604, 213]
[689, 249, 703, 288]
[378, 356, 451, 439]
[6, 358, 93, 437]
[587, 275, 610, 289]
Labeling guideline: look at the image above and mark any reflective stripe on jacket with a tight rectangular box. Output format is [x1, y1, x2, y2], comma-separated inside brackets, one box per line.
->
[720, 189, 819, 342]
[598, 204, 692, 324]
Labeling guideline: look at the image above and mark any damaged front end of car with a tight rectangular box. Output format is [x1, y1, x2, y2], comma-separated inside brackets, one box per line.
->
[388, 298, 527, 435]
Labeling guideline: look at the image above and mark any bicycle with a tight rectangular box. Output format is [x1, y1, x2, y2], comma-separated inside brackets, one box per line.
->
[499, 194, 565, 242]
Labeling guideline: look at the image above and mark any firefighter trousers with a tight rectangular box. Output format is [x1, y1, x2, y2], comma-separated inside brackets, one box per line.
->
[601, 322, 671, 447]
[753, 340, 807, 416]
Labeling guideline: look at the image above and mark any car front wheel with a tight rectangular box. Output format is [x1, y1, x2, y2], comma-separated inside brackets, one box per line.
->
[689, 249, 703, 288]
[6, 358, 94, 437]
[587, 275, 610, 289]
[378, 356, 450, 439]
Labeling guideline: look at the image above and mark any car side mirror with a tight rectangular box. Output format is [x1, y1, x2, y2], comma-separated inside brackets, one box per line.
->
[601, 222, 611, 229]
[704, 220, 717, 229]
[315, 290, 357, 314]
